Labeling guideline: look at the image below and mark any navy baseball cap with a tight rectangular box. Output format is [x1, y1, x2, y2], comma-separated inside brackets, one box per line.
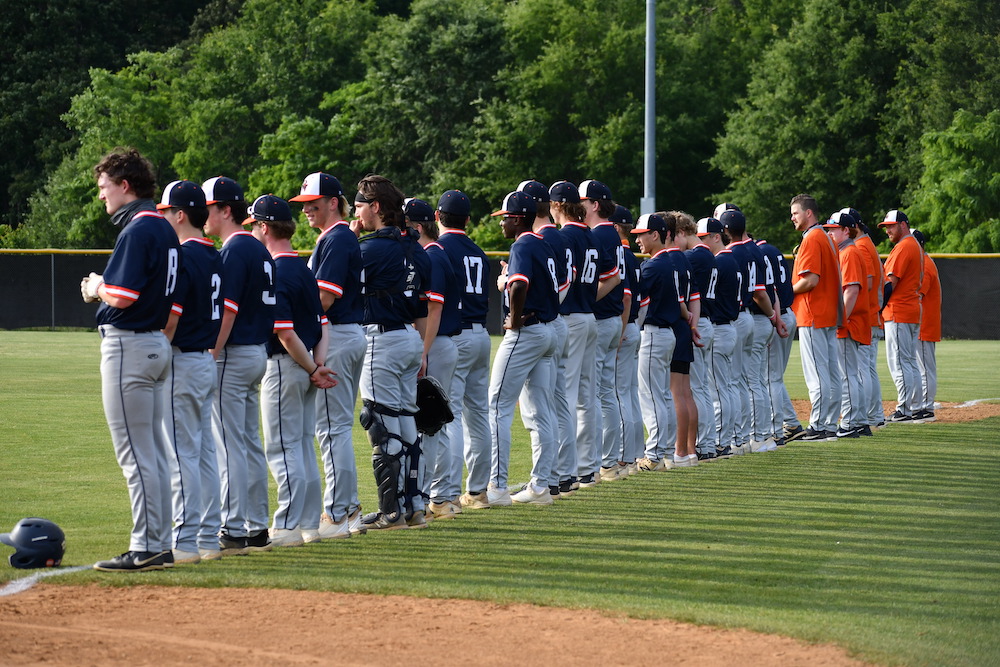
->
[404, 198, 435, 223]
[713, 202, 741, 219]
[289, 172, 343, 202]
[879, 209, 909, 226]
[579, 179, 612, 201]
[243, 194, 292, 225]
[719, 209, 746, 234]
[548, 180, 580, 203]
[824, 210, 857, 228]
[202, 176, 244, 204]
[491, 191, 536, 217]
[517, 180, 550, 202]
[631, 213, 667, 234]
[157, 180, 206, 210]
[696, 217, 724, 236]
[437, 190, 471, 217]
[912, 229, 926, 247]
[609, 204, 633, 226]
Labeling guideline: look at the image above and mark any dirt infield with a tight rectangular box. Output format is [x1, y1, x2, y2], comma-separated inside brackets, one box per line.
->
[0, 584, 875, 666]
[792, 399, 1000, 424]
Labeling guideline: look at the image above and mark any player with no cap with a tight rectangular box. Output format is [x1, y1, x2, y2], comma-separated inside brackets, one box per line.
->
[84, 148, 181, 572]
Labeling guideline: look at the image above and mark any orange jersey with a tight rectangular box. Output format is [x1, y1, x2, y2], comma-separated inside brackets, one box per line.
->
[836, 241, 872, 344]
[919, 253, 941, 342]
[884, 234, 923, 324]
[791, 225, 841, 328]
[854, 234, 884, 328]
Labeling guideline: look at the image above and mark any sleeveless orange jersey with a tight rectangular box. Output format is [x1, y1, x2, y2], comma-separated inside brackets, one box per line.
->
[919, 253, 941, 342]
[884, 234, 923, 324]
[792, 225, 841, 328]
[836, 241, 872, 345]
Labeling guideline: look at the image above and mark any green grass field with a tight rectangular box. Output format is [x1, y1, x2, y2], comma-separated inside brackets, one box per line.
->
[1, 332, 999, 666]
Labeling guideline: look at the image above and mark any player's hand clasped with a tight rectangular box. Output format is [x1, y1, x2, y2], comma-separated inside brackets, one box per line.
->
[309, 364, 337, 389]
[80, 272, 104, 303]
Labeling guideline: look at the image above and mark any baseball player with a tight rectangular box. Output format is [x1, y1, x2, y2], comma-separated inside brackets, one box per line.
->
[355, 174, 423, 530]
[486, 191, 560, 506]
[84, 148, 180, 572]
[913, 230, 940, 423]
[878, 210, 924, 423]
[203, 175, 276, 554]
[436, 194, 493, 511]
[611, 206, 644, 472]
[157, 180, 223, 564]
[790, 194, 843, 442]
[291, 172, 367, 539]
[824, 211, 873, 438]
[248, 194, 335, 547]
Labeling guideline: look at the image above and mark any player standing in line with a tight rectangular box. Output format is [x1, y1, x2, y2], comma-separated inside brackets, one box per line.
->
[202, 176, 276, 554]
[518, 180, 572, 498]
[355, 174, 424, 530]
[436, 194, 493, 511]
[406, 195, 460, 520]
[84, 148, 180, 572]
[718, 209, 753, 453]
[844, 210, 887, 430]
[789, 194, 842, 442]
[578, 180, 626, 482]
[677, 214, 718, 461]
[248, 194, 335, 547]
[485, 191, 560, 506]
[824, 211, 873, 438]
[699, 218, 741, 457]
[878, 210, 925, 423]
[755, 234, 802, 445]
[611, 206, 644, 473]
[291, 172, 367, 540]
[633, 214, 688, 470]
[157, 180, 223, 564]
[913, 230, 940, 423]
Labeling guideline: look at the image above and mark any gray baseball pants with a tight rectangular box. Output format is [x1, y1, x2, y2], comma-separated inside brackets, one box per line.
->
[885, 320, 921, 417]
[799, 325, 840, 432]
[639, 324, 677, 462]
[425, 335, 459, 504]
[451, 324, 492, 496]
[691, 317, 716, 455]
[595, 316, 624, 469]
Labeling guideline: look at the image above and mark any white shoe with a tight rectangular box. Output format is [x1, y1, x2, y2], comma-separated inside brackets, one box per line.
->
[198, 548, 222, 561]
[487, 483, 512, 507]
[347, 508, 367, 536]
[511, 483, 554, 505]
[269, 527, 304, 547]
[626, 462, 639, 476]
[751, 438, 777, 453]
[672, 455, 697, 468]
[318, 513, 350, 540]
[301, 529, 322, 543]
[172, 549, 201, 564]
[599, 465, 622, 482]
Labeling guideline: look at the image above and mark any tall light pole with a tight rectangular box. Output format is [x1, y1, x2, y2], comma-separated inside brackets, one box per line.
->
[640, 0, 656, 215]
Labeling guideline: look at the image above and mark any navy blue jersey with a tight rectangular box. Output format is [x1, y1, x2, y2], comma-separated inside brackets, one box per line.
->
[685, 243, 718, 322]
[757, 239, 794, 311]
[97, 204, 180, 331]
[506, 231, 559, 324]
[424, 241, 462, 336]
[269, 252, 325, 355]
[558, 222, 598, 315]
[359, 227, 409, 328]
[219, 231, 276, 345]
[638, 249, 683, 327]
[171, 237, 223, 350]
[437, 229, 490, 326]
[402, 228, 431, 322]
[726, 240, 755, 312]
[711, 249, 741, 325]
[667, 247, 693, 305]
[590, 222, 625, 320]
[622, 241, 641, 323]
[310, 221, 363, 325]
[743, 239, 773, 315]
[536, 224, 570, 295]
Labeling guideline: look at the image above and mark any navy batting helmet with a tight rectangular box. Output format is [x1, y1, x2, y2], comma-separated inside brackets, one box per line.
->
[0, 518, 66, 569]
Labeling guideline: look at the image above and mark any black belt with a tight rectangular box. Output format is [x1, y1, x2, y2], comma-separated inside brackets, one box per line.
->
[780, 307, 788, 315]
[178, 346, 208, 354]
[374, 323, 406, 333]
[461, 322, 484, 330]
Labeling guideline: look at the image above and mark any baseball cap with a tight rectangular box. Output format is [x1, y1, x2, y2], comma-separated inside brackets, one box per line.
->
[840, 207, 863, 227]
[289, 172, 344, 202]
[548, 180, 580, 203]
[517, 179, 550, 203]
[157, 180, 206, 210]
[243, 194, 292, 225]
[824, 210, 857, 228]
[202, 176, 244, 205]
[912, 229, 926, 247]
[631, 213, 667, 234]
[437, 189, 471, 217]
[579, 179, 612, 201]
[490, 191, 537, 217]
[696, 217, 724, 236]
[713, 202, 741, 219]
[609, 204, 633, 226]
[878, 209, 909, 226]
[719, 209, 746, 234]
[404, 197, 435, 223]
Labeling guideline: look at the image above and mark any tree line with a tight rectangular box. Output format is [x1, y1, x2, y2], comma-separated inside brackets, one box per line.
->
[1, 0, 997, 253]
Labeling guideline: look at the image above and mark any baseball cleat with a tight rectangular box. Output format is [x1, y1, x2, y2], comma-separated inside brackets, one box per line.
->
[557, 479, 577, 498]
[577, 473, 600, 488]
[782, 424, 806, 442]
[318, 513, 351, 539]
[93, 550, 171, 572]
[219, 532, 250, 556]
[715, 445, 733, 459]
[798, 427, 831, 442]
[487, 484, 513, 506]
[244, 529, 273, 553]
[459, 491, 491, 510]
[912, 410, 936, 423]
[835, 426, 863, 439]
[361, 511, 409, 530]
[301, 529, 322, 544]
[199, 548, 223, 561]
[268, 527, 304, 548]
[511, 483, 555, 505]
[599, 465, 622, 482]
[428, 501, 460, 520]
[347, 508, 368, 535]
[405, 510, 428, 529]
[750, 438, 778, 452]
[171, 549, 201, 565]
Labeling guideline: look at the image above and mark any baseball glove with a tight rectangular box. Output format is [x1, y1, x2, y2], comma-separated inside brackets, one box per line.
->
[414, 375, 454, 436]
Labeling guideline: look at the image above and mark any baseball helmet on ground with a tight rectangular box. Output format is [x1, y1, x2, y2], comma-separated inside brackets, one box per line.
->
[0, 518, 66, 569]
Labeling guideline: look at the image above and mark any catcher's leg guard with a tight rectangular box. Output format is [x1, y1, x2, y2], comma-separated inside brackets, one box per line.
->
[402, 436, 422, 512]
[361, 400, 404, 520]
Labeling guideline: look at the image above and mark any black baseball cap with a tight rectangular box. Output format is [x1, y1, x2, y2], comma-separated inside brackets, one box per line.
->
[404, 198, 435, 223]
[289, 172, 344, 202]
[202, 176, 244, 204]
[157, 180, 206, 210]
[491, 191, 536, 217]
[437, 190, 471, 217]
[243, 194, 292, 225]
